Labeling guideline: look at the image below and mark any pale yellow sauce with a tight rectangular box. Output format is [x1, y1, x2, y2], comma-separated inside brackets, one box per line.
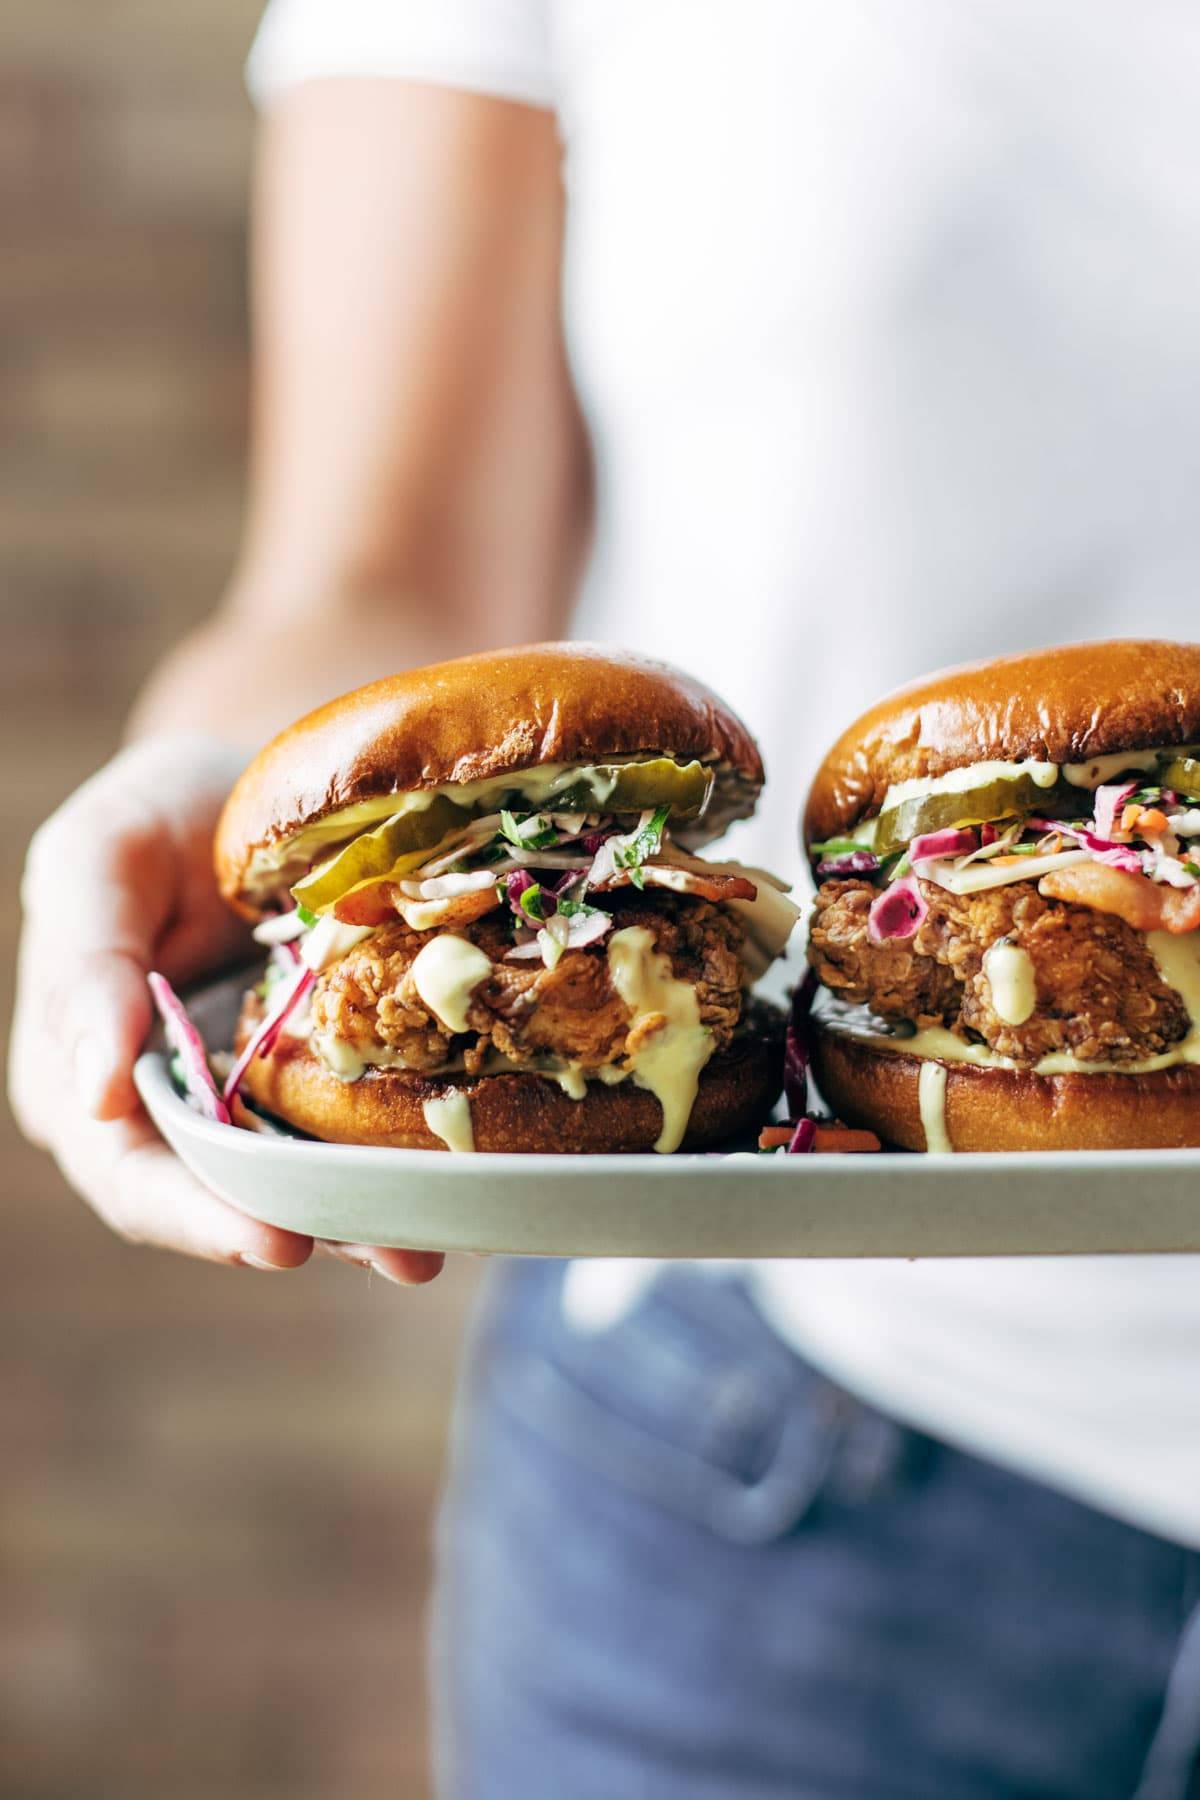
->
[410, 933, 493, 1034]
[310, 1032, 370, 1082]
[882, 759, 1060, 814]
[422, 1091, 475, 1153]
[606, 925, 714, 1153]
[299, 916, 374, 972]
[918, 1062, 952, 1153]
[551, 1066, 589, 1101]
[395, 895, 481, 932]
[982, 940, 1037, 1025]
[1062, 750, 1159, 788]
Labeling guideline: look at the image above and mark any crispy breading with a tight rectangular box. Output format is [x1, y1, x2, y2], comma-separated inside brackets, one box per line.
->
[808, 878, 1189, 1065]
[806, 880, 960, 1029]
[310, 892, 744, 1073]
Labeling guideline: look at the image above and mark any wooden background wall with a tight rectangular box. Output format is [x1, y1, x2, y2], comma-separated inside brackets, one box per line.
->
[1, 6, 475, 1795]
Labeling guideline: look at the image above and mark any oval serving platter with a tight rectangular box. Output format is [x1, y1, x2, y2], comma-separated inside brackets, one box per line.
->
[132, 973, 1200, 1259]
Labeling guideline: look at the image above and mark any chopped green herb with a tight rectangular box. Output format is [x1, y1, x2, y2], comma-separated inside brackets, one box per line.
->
[614, 804, 671, 890]
[499, 809, 558, 851]
[557, 895, 601, 920]
[518, 883, 545, 923]
[296, 902, 319, 928]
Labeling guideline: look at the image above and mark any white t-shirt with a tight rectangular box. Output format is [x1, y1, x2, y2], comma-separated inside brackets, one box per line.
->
[249, 0, 1200, 1547]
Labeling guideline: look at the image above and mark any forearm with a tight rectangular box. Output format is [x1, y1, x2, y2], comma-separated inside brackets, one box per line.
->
[125, 578, 526, 749]
[129, 83, 588, 752]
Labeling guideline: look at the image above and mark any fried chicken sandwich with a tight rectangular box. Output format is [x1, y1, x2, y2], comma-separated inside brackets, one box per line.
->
[214, 644, 797, 1153]
[803, 640, 1200, 1151]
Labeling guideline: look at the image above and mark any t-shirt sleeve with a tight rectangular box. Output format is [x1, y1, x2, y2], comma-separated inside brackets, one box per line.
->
[246, 0, 555, 111]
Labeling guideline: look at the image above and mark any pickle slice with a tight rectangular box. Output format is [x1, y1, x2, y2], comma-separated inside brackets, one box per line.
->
[292, 793, 468, 913]
[1159, 756, 1200, 801]
[547, 758, 713, 819]
[873, 775, 1051, 857]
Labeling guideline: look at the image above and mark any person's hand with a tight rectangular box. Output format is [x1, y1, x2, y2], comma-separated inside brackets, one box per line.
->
[9, 735, 443, 1285]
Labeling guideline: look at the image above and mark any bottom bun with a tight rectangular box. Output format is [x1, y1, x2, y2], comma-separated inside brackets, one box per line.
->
[236, 1001, 783, 1153]
[812, 1020, 1200, 1153]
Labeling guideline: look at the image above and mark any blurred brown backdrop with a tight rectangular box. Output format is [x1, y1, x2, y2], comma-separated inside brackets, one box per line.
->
[1, 6, 475, 1796]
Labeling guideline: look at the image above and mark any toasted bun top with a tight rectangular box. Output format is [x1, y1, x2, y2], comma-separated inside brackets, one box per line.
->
[805, 639, 1200, 845]
[217, 643, 763, 912]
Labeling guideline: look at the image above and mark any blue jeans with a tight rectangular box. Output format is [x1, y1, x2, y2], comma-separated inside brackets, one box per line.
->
[433, 1261, 1200, 1799]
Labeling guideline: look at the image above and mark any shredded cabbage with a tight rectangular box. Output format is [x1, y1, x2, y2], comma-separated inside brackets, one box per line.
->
[784, 970, 815, 1117]
[867, 875, 928, 943]
[223, 965, 316, 1106]
[147, 972, 231, 1125]
[786, 1117, 817, 1155]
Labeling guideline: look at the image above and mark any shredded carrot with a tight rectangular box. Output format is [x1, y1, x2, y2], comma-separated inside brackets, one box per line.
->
[1120, 803, 1143, 832]
[1137, 807, 1169, 836]
[758, 1125, 794, 1149]
[989, 854, 1030, 867]
[812, 1126, 883, 1154]
[757, 1122, 882, 1154]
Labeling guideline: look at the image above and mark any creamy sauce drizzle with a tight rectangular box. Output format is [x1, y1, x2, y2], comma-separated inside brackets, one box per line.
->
[882, 759, 1060, 813]
[551, 1066, 589, 1101]
[606, 925, 714, 1152]
[918, 1062, 952, 1153]
[300, 917, 374, 972]
[310, 1032, 370, 1083]
[422, 1091, 475, 1153]
[410, 934, 493, 1034]
[1062, 750, 1159, 788]
[982, 940, 1037, 1025]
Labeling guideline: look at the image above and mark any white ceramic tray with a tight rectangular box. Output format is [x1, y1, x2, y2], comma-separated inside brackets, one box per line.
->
[133, 973, 1200, 1258]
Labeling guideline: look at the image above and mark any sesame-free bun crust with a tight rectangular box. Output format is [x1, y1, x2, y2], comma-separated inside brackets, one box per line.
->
[806, 639, 1200, 845]
[237, 1001, 783, 1154]
[812, 1020, 1200, 1152]
[217, 643, 763, 915]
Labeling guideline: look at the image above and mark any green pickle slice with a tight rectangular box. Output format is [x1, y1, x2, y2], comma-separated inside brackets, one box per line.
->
[873, 774, 1052, 857]
[1159, 756, 1200, 801]
[550, 758, 713, 819]
[292, 793, 468, 913]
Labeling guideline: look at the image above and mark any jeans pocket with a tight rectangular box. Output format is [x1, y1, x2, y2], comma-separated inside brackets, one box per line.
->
[487, 1265, 852, 1547]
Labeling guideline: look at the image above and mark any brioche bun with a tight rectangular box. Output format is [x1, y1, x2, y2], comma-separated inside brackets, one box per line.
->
[812, 1014, 1200, 1153]
[217, 643, 763, 917]
[805, 638, 1200, 847]
[236, 999, 784, 1154]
